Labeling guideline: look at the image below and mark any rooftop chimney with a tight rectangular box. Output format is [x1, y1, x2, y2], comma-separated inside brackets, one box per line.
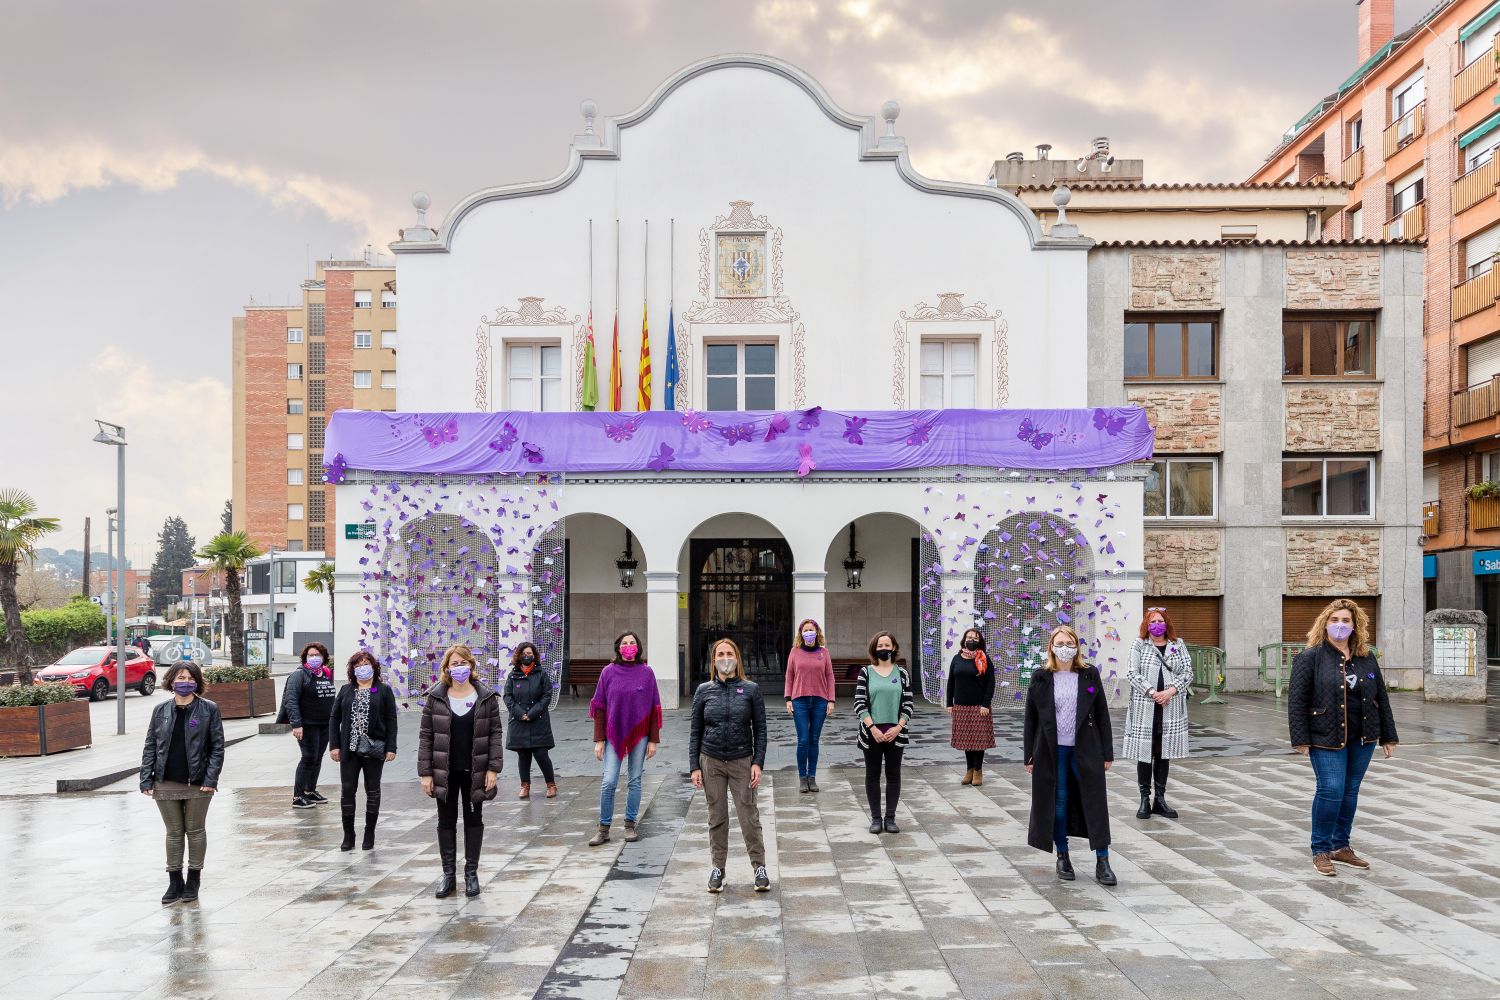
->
[1006, 151, 1024, 162]
[1356, 0, 1394, 64]
[1036, 143, 1052, 160]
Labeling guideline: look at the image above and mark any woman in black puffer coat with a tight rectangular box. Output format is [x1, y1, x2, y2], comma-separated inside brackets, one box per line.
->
[504, 641, 557, 800]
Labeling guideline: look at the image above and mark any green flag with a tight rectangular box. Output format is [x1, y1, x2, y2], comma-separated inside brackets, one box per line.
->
[581, 309, 599, 411]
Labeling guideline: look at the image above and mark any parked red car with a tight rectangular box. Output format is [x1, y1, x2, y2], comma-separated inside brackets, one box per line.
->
[34, 646, 157, 700]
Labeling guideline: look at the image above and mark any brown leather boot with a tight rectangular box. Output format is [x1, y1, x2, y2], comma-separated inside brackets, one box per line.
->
[588, 824, 611, 846]
[518, 783, 530, 800]
[961, 769, 974, 786]
[971, 770, 984, 787]
[1312, 852, 1336, 877]
[624, 820, 639, 842]
[545, 782, 558, 798]
[1330, 847, 1370, 870]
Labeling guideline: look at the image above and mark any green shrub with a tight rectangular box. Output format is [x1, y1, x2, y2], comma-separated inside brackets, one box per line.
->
[0, 597, 108, 666]
[1465, 480, 1500, 501]
[202, 663, 270, 684]
[0, 682, 80, 707]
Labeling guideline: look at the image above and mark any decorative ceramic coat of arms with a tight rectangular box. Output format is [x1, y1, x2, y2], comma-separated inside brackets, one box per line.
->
[716, 232, 768, 298]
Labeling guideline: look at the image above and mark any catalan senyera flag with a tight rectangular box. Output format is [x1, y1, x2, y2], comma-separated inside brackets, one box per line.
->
[580, 310, 599, 411]
[608, 310, 623, 411]
[664, 306, 678, 410]
[637, 302, 652, 411]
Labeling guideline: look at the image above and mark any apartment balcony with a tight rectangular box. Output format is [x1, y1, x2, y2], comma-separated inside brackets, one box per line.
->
[1455, 376, 1500, 426]
[1471, 495, 1500, 530]
[1383, 103, 1425, 160]
[1383, 201, 1425, 241]
[1423, 501, 1441, 535]
[1454, 157, 1500, 215]
[1454, 43, 1499, 110]
[1341, 146, 1364, 185]
[1453, 267, 1500, 320]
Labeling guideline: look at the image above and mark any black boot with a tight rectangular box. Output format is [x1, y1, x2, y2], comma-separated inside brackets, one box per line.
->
[161, 870, 185, 905]
[1152, 783, 1179, 820]
[464, 826, 484, 897]
[181, 869, 201, 902]
[1056, 853, 1075, 881]
[434, 828, 457, 898]
[340, 809, 357, 851]
[362, 806, 378, 850]
[1135, 764, 1152, 819]
[1095, 855, 1118, 886]
[868, 816, 884, 834]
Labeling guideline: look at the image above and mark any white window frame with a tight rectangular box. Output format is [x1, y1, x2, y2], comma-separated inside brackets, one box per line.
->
[504, 340, 565, 412]
[287, 399, 304, 415]
[287, 327, 304, 344]
[287, 433, 304, 451]
[288, 468, 304, 486]
[354, 290, 372, 309]
[1348, 117, 1363, 151]
[381, 290, 396, 309]
[1348, 205, 1363, 240]
[1144, 457, 1219, 521]
[380, 370, 397, 389]
[1392, 70, 1424, 121]
[703, 340, 778, 411]
[354, 330, 373, 349]
[288, 504, 304, 522]
[380, 329, 397, 349]
[1281, 456, 1376, 520]
[353, 370, 373, 389]
[918, 337, 979, 409]
[287, 363, 303, 380]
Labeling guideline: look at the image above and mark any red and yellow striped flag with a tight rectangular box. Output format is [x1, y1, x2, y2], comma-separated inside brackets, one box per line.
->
[637, 302, 652, 411]
[608, 310, 622, 412]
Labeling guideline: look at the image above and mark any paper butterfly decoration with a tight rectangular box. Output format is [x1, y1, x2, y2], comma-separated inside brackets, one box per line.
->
[797, 444, 816, 477]
[1091, 408, 1127, 436]
[323, 453, 348, 484]
[906, 417, 935, 446]
[522, 442, 544, 464]
[1016, 417, 1053, 450]
[797, 406, 823, 431]
[763, 413, 790, 442]
[647, 443, 676, 472]
[680, 409, 711, 434]
[719, 423, 754, 446]
[605, 419, 638, 443]
[423, 418, 459, 448]
[487, 421, 519, 453]
[843, 416, 868, 445]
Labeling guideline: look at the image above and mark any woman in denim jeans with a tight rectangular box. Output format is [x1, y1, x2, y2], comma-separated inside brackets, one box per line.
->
[588, 631, 662, 846]
[1288, 599, 1398, 877]
[783, 619, 835, 793]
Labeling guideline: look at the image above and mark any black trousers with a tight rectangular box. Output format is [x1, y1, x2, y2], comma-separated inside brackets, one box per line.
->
[516, 749, 555, 784]
[295, 725, 330, 795]
[436, 770, 483, 831]
[339, 754, 385, 815]
[965, 750, 986, 770]
[864, 742, 903, 820]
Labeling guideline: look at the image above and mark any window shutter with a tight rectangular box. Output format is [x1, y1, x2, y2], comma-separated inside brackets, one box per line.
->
[1468, 335, 1500, 387]
[1281, 596, 1378, 644]
[1144, 596, 1221, 648]
[1423, 465, 1439, 504]
[1468, 226, 1500, 272]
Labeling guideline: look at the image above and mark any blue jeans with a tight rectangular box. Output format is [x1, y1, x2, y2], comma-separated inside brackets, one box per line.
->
[1055, 745, 1107, 858]
[1308, 741, 1376, 856]
[599, 740, 647, 825]
[791, 697, 829, 778]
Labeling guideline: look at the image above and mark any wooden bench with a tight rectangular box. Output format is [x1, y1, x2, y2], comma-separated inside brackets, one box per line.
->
[565, 659, 610, 698]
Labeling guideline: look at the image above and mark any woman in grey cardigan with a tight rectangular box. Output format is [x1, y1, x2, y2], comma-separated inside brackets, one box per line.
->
[1123, 607, 1194, 820]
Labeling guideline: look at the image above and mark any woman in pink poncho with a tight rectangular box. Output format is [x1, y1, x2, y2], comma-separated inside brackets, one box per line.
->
[587, 631, 661, 846]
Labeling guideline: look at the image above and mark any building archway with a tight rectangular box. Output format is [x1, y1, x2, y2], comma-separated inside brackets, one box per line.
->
[397, 513, 502, 691]
[556, 513, 650, 691]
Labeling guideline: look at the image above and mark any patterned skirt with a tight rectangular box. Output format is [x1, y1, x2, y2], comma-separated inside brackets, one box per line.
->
[949, 705, 996, 751]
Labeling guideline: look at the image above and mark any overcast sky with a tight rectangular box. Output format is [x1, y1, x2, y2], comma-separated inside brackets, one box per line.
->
[0, 0, 1430, 566]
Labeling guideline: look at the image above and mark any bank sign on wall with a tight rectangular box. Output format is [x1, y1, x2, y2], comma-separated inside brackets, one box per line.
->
[1473, 549, 1500, 575]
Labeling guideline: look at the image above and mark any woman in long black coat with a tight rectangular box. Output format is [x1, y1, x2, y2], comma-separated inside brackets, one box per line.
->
[504, 642, 557, 799]
[1023, 625, 1117, 886]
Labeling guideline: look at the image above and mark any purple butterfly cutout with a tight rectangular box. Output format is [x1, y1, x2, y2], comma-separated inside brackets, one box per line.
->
[323, 453, 348, 484]
[522, 442, 544, 464]
[647, 443, 675, 472]
[719, 423, 753, 446]
[681, 409, 711, 434]
[843, 416, 868, 445]
[1016, 417, 1053, 450]
[764, 413, 790, 442]
[605, 418, 638, 443]
[906, 417, 935, 446]
[487, 421, 519, 453]
[797, 406, 823, 431]
[422, 418, 459, 448]
[1092, 408, 1127, 436]
[797, 444, 816, 478]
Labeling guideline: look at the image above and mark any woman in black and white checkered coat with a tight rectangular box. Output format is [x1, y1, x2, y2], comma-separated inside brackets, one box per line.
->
[1123, 607, 1193, 821]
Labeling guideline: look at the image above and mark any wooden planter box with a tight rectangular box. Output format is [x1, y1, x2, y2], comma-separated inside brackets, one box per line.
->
[211, 677, 276, 719]
[0, 700, 93, 757]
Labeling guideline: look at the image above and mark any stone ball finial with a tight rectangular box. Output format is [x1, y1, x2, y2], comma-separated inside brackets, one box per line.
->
[581, 99, 598, 133]
[412, 191, 431, 212]
[881, 100, 900, 137]
[1051, 185, 1071, 209]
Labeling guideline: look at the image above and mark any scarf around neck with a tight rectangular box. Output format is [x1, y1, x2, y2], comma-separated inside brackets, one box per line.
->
[961, 648, 989, 675]
[590, 660, 662, 755]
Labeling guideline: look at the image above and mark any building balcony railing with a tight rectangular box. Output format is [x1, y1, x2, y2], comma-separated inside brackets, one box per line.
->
[1383, 102, 1426, 160]
[1453, 156, 1500, 215]
[1471, 495, 1500, 530]
[1341, 146, 1364, 185]
[1423, 501, 1441, 535]
[1454, 43, 1499, 109]
[1454, 375, 1500, 426]
[1452, 265, 1500, 320]
[1383, 200, 1425, 240]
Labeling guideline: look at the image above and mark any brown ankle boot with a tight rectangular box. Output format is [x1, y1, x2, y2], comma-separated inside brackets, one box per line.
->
[971, 770, 984, 787]
[545, 782, 558, 798]
[518, 783, 530, 800]
[588, 824, 611, 846]
[624, 820, 639, 842]
[961, 769, 974, 785]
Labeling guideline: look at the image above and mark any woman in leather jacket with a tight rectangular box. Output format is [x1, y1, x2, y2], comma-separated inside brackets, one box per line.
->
[140, 661, 225, 905]
[1287, 598, 1398, 877]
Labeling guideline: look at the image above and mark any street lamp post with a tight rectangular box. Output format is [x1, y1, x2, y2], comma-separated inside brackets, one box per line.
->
[103, 508, 117, 642]
[189, 575, 198, 645]
[93, 420, 127, 736]
[267, 546, 278, 666]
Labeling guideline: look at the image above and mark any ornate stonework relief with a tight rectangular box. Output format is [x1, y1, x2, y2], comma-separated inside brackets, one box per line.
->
[473, 297, 580, 410]
[1283, 384, 1381, 451]
[1144, 528, 1222, 595]
[1129, 252, 1222, 310]
[1285, 528, 1380, 596]
[1126, 387, 1222, 453]
[1284, 250, 1381, 309]
[891, 292, 1008, 407]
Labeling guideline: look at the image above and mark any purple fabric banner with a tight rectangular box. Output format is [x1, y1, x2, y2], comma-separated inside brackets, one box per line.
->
[322, 406, 1153, 481]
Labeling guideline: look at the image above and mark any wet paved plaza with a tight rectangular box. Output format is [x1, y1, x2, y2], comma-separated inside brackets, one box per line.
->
[2, 693, 1498, 999]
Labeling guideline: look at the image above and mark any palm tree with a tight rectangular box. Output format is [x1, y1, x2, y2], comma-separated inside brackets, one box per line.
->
[303, 561, 336, 637]
[0, 489, 61, 685]
[196, 532, 262, 669]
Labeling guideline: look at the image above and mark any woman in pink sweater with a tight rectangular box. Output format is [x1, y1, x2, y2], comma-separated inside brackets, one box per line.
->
[784, 619, 836, 793]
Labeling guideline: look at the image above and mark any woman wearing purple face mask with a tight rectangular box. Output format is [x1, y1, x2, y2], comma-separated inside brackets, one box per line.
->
[784, 619, 835, 793]
[276, 642, 337, 810]
[1123, 609, 1194, 820]
[330, 651, 399, 851]
[1288, 599, 1398, 878]
[588, 631, 661, 846]
[140, 661, 224, 905]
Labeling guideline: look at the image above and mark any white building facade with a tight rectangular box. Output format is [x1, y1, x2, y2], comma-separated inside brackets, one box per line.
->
[328, 55, 1150, 708]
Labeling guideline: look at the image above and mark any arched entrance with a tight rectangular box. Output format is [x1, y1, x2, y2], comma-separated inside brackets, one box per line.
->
[399, 514, 502, 689]
[682, 514, 793, 690]
[818, 512, 926, 694]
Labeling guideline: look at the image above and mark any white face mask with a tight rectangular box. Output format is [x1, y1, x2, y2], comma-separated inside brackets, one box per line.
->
[1052, 644, 1078, 663]
[715, 657, 736, 677]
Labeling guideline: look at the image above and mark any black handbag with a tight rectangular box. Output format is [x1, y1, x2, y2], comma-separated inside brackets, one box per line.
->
[354, 734, 387, 758]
